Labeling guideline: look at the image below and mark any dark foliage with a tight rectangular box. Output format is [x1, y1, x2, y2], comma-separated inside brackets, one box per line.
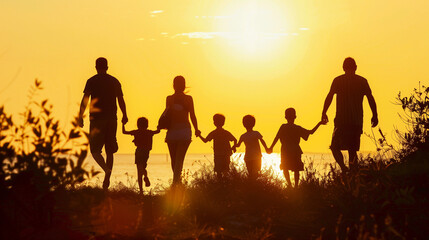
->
[395, 84, 429, 159]
[0, 80, 98, 239]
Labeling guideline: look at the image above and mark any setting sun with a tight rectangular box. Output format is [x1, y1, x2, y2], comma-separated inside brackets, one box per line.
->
[217, 2, 292, 53]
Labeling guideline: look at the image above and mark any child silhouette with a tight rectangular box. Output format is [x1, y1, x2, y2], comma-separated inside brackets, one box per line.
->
[268, 108, 325, 188]
[123, 117, 160, 195]
[197, 114, 237, 178]
[235, 115, 269, 179]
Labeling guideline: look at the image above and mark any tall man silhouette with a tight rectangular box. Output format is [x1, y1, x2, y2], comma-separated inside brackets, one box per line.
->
[78, 57, 128, 189]
[322, 57, 378, 171]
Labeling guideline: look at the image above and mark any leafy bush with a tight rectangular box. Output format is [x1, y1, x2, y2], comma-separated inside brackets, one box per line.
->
[0, 80, 100, 238]
[0, 79, 97, 192]
[396, 83, 429, 159]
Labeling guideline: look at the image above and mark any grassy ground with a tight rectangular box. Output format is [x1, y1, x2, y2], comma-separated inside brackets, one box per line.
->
[1, 153, 428, 240]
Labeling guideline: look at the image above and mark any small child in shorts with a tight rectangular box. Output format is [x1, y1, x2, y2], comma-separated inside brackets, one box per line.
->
[197, 114, 237, 177]
[235, 115, 269, 178]
[268, 108, 325, 188]
[122, 117, 160, 195]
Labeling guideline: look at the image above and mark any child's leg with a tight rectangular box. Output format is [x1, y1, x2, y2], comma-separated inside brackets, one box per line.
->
[137, 163, 144, 194]
[143, 170, 150, 187]
[245, 160, 257, 179]
[283, 169, 292, 187]
[294, 171, 300, 188]
[249, 158, 261, 179]
[348, 150, 358, 171]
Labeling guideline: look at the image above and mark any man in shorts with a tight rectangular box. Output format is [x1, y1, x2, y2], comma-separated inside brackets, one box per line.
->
[78, 57, 128, 190]
[321, 57, 378, 172]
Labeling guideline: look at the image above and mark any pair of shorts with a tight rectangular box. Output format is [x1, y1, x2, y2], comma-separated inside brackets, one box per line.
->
[214, 154, 231, 172]
[330, 126, 362, 151]
[135, 148, 150, 167]
[244, 157, 262, 173]
[89, 118, 118, 154]
[280, 152, 304, 171]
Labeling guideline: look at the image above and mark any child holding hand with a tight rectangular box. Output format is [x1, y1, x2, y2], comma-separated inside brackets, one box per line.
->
[198, 114, 237, 177]
[268, 108, 325, 188]
[235, 115, 269, 178]
[123, 117, 160, 194]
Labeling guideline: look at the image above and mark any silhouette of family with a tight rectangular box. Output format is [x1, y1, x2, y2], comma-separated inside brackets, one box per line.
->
[78, 57, 378, 192]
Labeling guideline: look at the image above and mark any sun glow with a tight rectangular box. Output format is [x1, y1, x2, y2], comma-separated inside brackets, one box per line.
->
[218, 2, 291, 53]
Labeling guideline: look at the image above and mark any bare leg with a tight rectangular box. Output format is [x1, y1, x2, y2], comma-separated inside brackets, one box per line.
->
[348, 150, 358, 171]
[283, 170, 292, 188]
[168, 141, 190, 185]
[245, 161, 259, 179]
[248, 168, 258, 179]
[137, 164, 145, 194]
[167, 142, 177, 174]
[91, 152, 112, 190]
[92, 152, 107, 172]
[331, 148, 348, 172]
[143, 169, 150, 187]
[103, 152, 114, 190]
[294, 171, 300, 188]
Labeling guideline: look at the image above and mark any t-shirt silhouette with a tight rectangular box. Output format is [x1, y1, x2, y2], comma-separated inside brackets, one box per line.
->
[240, 131, 263, 161]
[129, 129, 158, 150]
[278, 123, 310, 156]
[206, 128, 235, 156]
[330, 74, 371, 129]
[83, 73, 123, 120]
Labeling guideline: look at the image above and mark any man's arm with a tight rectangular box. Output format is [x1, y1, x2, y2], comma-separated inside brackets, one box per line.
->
[78, 93, 90, 127]
[118, 95, 128, 124]
[367, 93, 378, 127]
[322, 91, 334, 123]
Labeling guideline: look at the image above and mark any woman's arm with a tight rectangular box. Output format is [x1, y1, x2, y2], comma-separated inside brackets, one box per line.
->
[188, 96, 200, 136]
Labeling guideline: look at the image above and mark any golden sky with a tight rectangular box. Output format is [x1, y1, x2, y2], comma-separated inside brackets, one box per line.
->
[1, 0, 428, 154]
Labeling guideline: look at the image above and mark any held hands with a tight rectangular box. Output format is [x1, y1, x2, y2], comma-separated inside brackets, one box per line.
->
[321, 113, 329, 124]
[266, 147, 273, 154]
[195, 129, 201, 137]
[371, 115, 379, 128]
[122, 115, 128, 124]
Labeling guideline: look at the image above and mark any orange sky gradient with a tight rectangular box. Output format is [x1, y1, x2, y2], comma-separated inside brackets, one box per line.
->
[1, 0, 428, 154]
